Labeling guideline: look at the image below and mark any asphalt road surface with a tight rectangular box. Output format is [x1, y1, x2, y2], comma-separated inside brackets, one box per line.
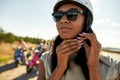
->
[0, 62, 38, 80]
[0, 51, 120, 80]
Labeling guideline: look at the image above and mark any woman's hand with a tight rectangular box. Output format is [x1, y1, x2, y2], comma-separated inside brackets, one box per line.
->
[49, 39, 84, 80]
[78, 32, 102, 80]
[78, 32, 101, 67]
[56, 39, 84, 70]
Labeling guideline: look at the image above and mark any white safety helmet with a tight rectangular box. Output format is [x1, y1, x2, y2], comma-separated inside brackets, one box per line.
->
[53, 0, 93, 24]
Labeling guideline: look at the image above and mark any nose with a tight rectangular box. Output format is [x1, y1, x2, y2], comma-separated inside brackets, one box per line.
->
[59, 15, 69, 23]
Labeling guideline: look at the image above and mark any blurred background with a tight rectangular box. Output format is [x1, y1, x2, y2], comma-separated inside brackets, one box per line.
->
[0, 0, 120, 80]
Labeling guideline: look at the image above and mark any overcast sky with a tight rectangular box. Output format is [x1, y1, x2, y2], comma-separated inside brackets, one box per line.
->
[0, 0, 120, 48]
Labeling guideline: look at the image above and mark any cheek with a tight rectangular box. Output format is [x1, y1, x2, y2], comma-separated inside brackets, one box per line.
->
[76, 17, 85, 33]
[75, 24, 83, 32]
[73, 21, 84, 34]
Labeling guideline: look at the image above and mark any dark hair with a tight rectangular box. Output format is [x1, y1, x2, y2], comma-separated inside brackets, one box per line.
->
[51, 7, 93, 80]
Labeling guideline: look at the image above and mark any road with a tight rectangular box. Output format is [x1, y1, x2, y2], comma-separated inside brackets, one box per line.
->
[0, 51, 120, 80]
[0, 62, 38, 80]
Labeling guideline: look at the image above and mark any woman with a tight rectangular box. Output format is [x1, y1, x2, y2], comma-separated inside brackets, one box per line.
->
[37, 0, 120, 80]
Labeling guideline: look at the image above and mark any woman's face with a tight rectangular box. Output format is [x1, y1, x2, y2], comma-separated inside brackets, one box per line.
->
[56, 4, 85, 39]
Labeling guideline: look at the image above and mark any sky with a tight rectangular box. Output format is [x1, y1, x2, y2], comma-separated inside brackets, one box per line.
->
[0, 0, 120, 48]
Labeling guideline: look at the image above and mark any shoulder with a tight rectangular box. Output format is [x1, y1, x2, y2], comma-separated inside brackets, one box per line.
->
[99, 54, 120, 68]
[40, 51, 52, 62]
[40, 51, 52, 79]
[99, 54, 120, 80]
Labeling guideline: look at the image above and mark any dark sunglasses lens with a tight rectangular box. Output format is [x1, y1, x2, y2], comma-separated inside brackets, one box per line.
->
[52, 12, 63, 22]
[66, 9, 78, 21]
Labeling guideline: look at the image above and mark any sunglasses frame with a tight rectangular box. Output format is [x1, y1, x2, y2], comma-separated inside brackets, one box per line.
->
[52, 8, 85, 22]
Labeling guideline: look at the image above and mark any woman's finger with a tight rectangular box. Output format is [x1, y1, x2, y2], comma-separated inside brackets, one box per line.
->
[78, 33, 98, 45]
[56, 39, 84, 55]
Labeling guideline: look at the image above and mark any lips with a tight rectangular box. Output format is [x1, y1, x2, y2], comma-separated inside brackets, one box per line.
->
[58, 25, 74, 39]
[58, 26, 72, 32]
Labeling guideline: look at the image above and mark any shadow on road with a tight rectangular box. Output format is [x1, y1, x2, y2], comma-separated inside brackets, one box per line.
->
[0, 62, 16, 73]
[13, 68, 38, 80]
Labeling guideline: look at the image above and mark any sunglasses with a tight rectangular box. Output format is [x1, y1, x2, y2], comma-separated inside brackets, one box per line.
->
[52, 8, 85, 22]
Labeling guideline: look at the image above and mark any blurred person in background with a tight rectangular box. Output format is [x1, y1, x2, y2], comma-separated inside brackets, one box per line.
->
[37, 0, 120, 80]
[14, 39, 29, 66]
[37, 39, 43, 51]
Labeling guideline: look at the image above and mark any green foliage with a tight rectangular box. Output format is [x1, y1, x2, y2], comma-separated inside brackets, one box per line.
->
[4, 33, 18, 43]
[0, 32, 19, 43]
[0, 27, 4, 33]
[0, 56, 13, 63]
[0, 28, 42, 44]
[22, 37, 39, 44]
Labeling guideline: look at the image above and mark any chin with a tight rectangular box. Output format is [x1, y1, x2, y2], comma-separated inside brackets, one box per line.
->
[60, 35, 75, 40]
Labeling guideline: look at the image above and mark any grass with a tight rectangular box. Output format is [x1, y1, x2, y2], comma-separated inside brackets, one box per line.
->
[0, 42, 17, 65]
[0, 56, 13, 63]
[0, 41, 37, 65]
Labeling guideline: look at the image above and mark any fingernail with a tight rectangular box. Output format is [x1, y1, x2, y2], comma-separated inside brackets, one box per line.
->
[83, 32, 87, 34]
[78, 46, 82, 49]
[76, 37, 81, 39]
[78, 34, 82, 36]
[74, 39, 78, 41]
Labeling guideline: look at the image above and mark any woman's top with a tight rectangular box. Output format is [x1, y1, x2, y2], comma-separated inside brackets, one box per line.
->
[40, 52, 120, 80]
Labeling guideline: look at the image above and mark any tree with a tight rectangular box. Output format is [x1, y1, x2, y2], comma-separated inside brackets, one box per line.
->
[0, 27, 4, 33]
